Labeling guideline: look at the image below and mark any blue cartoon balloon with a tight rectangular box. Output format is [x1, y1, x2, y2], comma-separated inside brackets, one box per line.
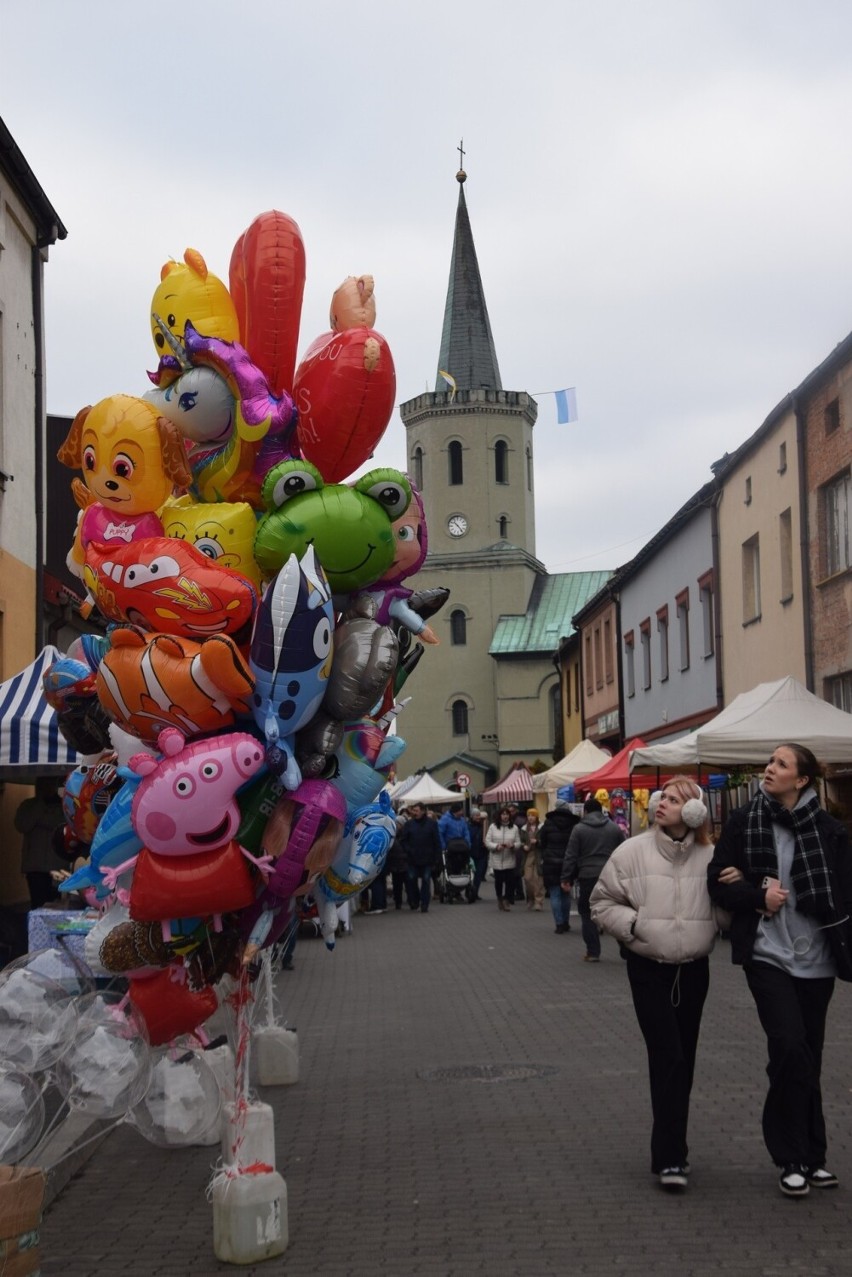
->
[315, 791, 396, 948]
[249, 546, 334, 789]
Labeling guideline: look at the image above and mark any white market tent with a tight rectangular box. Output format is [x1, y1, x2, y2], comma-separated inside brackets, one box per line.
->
[0, 646, 79, 781]
[532, 739, 612, 795]
[393, 772, 461, 807]
[630, 676, 852, 770]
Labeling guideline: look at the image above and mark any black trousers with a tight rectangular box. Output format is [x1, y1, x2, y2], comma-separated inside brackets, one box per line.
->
[493, 868, 515, 903]
[626, 953, 710, 1173]
[744, 961, 835, 1168]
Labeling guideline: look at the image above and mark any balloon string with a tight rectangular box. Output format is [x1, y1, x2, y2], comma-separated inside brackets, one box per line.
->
[0, 1079, 52, 1163]
[22, 1090, 70, 1165]
[40, 1116, 126, 1172]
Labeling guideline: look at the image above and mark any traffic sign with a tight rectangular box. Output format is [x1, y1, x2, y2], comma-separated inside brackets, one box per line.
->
[456, 772, 471, 789]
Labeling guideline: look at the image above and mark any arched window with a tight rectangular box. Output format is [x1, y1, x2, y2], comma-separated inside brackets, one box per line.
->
[498, 515, 508, 539]
[450, 609, 467, 645]
[495, 440, 509, 484]
[451, 699, 469, 735]
[412, 447, 423, 491]
[526, 445, 533, 491]
[448, 441, 463, 486]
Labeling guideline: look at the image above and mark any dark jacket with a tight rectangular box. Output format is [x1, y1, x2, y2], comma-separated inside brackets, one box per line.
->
[400, 814, 442, 869]
[707, 800, 852, 980]
[539, 808, 581, 889]
[561, 812, 625, 883]
[385, 823, 409, 875]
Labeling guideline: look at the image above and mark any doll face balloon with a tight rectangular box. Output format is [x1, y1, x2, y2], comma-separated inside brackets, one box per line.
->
[253, 460, 411, 593]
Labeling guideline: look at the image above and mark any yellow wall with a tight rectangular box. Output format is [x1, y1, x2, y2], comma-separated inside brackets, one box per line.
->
[0, 550, 37, 905]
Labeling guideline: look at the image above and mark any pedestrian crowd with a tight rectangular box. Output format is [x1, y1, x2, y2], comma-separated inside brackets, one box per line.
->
[281, 742, 852, 1203]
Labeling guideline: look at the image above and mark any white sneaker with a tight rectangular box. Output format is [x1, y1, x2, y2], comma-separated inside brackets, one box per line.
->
[779, 1165, 809, 1197]
[659, 1167, 688, 1189]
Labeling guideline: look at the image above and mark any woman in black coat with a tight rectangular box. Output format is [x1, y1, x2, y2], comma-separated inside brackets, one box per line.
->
[708, 742, 852, 1199]
[539, 802, 580, 933]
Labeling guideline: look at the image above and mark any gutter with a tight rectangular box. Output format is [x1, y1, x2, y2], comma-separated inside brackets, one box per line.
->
[32, 227, 60, 652]
[793, 396, 815, 690]
[710, 483, 724, 708]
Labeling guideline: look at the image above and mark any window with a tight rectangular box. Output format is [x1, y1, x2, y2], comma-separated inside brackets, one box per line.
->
[584, 633, 593, 694]
[778, 441, 787, 474]
[573, 661, 581, 713]
[604, 617, 614, 684]
[825, 398, 840, 436]
[498, 515, 508, 539]
[827, 671, 852, 713]
[526, 445, 533, 491]
[494, 439, 509, 484]
[593, 625, 603, 689]
[744, 476, 752, 505]
[624, 631, 635, 698]
[676, 589, 690, 671]
[451, 699, 468, 735]
[640, 619, 651, 690]
[412, 446, 423, 490]
[448, 440, 463, 485]
[698, 571, 714, 657]
[742, 534, 761, 622]
[550, 684, 561, 747]
[824, 470, 851, 576]
[450, 609, 467, 645]
[779, 507, 793, 601]
[657, 606, 669, 682]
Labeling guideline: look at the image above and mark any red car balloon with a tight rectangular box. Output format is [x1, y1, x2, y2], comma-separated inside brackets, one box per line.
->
[293, 327, 396, 483]
[83, 536, 257, 646]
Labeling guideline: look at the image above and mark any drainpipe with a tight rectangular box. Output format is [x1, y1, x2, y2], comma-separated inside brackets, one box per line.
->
[614, 590, 625, 745]
[710, 485, 724, 709]
[793, 396, 815, 691]
[32, 241, 46, 654]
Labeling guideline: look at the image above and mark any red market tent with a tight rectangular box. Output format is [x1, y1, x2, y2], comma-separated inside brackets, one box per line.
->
[480, 763, 536, 805]
[573, 738, 648, 795]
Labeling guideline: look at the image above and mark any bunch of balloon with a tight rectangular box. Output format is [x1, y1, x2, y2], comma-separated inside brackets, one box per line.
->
[38, 213, 454, 1240]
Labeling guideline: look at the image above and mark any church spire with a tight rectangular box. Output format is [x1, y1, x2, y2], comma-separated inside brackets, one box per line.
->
[436, 151, 502, 393]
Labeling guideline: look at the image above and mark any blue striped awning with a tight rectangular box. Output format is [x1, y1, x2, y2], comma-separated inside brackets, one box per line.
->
[0, 646, 79, 779]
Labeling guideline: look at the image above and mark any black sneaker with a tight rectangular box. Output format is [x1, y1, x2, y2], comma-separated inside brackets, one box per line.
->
[806, 1167, 838, 1189]
[779, 1165, 809, 1197]
[658, 1167, 688, 1189]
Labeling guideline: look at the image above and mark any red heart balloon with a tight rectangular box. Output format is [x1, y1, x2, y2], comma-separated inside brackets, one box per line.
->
[129, 967, 219, 1046]
[294, 327, 396, 482]
[229, 210, 306, 397]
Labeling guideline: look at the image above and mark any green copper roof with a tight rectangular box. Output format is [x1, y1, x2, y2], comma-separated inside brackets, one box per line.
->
[489, 571, 613, 656]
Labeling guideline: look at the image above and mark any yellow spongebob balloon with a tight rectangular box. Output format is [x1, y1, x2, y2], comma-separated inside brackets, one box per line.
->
[162, 498, 261, 587]
[151, 248, 239, 358]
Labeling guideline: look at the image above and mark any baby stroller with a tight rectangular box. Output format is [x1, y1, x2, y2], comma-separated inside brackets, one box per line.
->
[436, 839, 476, 904]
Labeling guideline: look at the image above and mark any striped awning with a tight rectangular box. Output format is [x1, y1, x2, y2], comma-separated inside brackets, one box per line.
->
[0, 646, 79, 780]
[480, 765, 535, 806]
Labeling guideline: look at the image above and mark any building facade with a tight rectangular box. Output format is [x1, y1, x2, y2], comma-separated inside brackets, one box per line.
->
[0, 118, 66, 903]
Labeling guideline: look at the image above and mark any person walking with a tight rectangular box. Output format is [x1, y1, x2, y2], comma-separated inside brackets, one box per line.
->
[561, 797, 625, 961]
[707, 742, 852, 1198]
[386, 815, 414, 910]
[540, 800, 580, 933]
[521, 809, 545, 910]
[14, 778, 66, 909]
[400, 803, 442, 913]
[485, 807, 522, 911]
[590, 777, 723, 1191]
[467, 807, 488, 900]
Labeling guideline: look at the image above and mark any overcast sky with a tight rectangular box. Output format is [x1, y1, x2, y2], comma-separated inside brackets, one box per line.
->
[4, 1, 852, 575]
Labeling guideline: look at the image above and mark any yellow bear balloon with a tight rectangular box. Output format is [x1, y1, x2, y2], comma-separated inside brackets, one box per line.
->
[150, 248, 239, 360]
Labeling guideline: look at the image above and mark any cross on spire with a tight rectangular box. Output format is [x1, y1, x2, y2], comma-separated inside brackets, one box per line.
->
[457, 138, 465, 168]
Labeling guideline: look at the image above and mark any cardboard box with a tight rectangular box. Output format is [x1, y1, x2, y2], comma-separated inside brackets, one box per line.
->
[0, 1232, 41, 1276]
[0, 1166, 44, 1276]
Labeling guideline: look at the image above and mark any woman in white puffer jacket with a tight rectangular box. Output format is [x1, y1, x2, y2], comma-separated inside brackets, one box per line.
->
[590, 776, 729, 1193]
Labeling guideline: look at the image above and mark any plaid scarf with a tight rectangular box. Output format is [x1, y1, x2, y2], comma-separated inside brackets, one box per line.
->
[744, 789, 834, 918]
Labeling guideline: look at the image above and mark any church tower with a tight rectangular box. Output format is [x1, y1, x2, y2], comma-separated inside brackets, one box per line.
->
[399, 163, 546, 786]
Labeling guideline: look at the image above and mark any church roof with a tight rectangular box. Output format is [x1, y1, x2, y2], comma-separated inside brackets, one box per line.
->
[489, 570, 613, 656]
[436, 172, 502, 393]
